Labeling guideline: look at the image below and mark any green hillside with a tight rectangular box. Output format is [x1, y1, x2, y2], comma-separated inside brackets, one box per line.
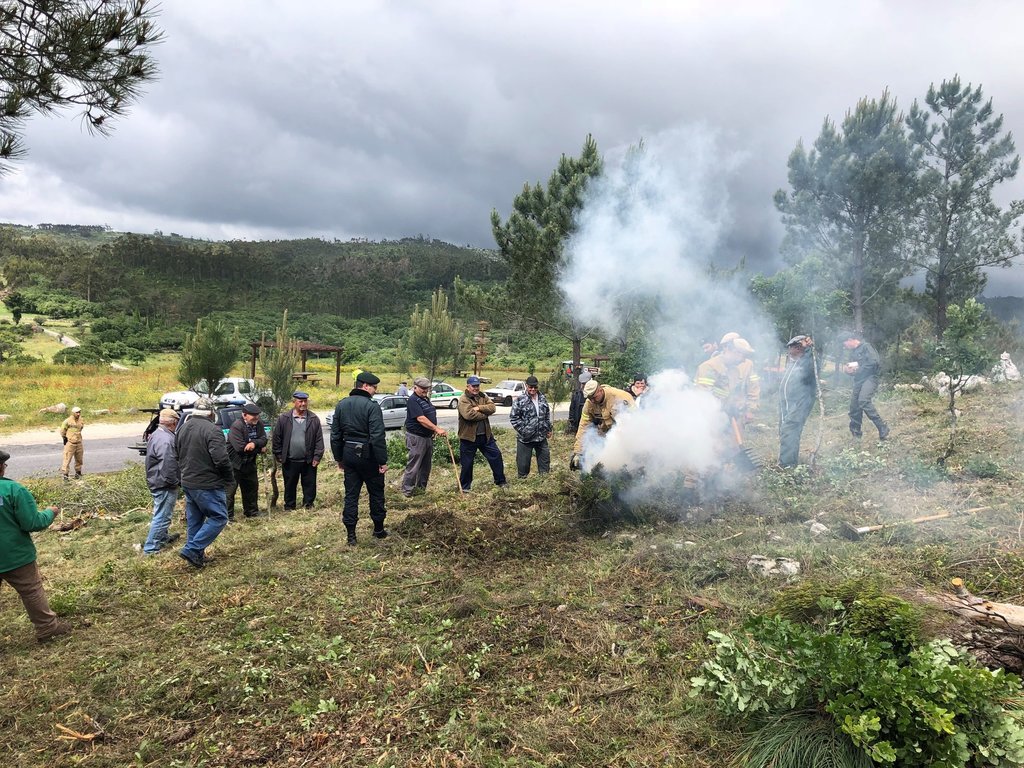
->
[0, 224, 511, 363]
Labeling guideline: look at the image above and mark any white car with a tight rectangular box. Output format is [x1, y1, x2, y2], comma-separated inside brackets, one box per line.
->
[325, 394, 408, 431]
[159, 377, 260, 411]
[485, 379, 527, 406]
[430, 381, 462, 409]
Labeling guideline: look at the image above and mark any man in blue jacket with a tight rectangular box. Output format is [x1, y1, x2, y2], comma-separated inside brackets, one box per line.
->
[0, 449, 71, 642]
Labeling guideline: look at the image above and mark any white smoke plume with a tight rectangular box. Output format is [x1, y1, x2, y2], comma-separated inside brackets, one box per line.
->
[562, 126, 776, 496]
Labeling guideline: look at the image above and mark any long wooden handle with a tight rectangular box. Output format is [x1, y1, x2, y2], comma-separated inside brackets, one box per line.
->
[447, 438, 464, 496]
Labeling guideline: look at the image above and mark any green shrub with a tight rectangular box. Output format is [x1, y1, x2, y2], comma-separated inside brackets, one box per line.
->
[691, 613, 1024, 768]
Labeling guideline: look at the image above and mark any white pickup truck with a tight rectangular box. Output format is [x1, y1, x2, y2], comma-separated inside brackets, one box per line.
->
[159, 377, 262, 411]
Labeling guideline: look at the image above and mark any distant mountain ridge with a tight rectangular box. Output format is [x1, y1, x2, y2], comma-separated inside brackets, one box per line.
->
[980, 296, 1024, 328]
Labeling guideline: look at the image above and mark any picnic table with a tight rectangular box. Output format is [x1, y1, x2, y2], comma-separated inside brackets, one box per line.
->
[291, 371, 322, 385]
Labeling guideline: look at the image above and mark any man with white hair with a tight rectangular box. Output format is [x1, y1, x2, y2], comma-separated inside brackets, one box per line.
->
[175, 398, 233, 569]
[142, 408, 182, 554]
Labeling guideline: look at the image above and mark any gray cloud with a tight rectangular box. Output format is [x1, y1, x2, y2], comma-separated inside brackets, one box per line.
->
[1, 1, 1022, 288]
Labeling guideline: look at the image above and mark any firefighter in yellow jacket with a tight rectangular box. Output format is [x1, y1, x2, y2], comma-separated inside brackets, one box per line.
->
[60, 406, 85, 480]
[570, 380, 636, 469]
[695, 337, 760, 435]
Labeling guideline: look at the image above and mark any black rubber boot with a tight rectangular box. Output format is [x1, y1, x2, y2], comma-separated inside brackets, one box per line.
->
[346, 525, 357, 546]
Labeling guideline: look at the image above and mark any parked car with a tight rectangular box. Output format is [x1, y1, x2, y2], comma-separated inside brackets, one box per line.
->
[325, 394, 408, 432]
[430, 381, 462, 409]
[159, 377, 262, 411]
[485, 379, 527, 406]
[129, 404, 270, 455]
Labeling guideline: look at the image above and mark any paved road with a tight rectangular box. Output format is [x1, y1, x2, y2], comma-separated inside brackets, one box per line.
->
[4, 404, 570, 481]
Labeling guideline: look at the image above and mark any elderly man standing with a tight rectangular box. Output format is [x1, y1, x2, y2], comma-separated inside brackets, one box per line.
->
[779, 335, 819, 468]
[142, 409, 182, 555]
[458, 375, 507, 491]
[570, 379, 635, 470]
[401, 376, 446, 497]
[332, 371, 389, 545]
[176, 398, 233, 569]
[0, 449, 71, 642]
[272, 391, 325, 510]
[226, 402, 268, 519]
[510, 375, 552, 478]
[60, 405, 85, 481]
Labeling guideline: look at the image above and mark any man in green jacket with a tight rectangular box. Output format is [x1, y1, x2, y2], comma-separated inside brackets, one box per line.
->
[0, 449, 71, 642]
[331, 371, 389, 546]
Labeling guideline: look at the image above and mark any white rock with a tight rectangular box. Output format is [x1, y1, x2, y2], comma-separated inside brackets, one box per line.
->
[39, 402, 67, 414]
[991, 352, 1021, 383]
[746, 555, 801, 578]
[91, 409, 110, 415]
[808, 522, 830, 537]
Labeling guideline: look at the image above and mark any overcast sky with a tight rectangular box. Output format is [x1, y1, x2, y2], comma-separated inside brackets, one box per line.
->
[3, 0, 1024, 293]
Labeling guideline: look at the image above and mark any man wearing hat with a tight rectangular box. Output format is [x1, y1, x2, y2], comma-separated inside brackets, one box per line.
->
[695, 337, 761, 431]
[401, 376, 447, 497]
[779, 335, 819, 468]
[509, 375, 553, 477]
[457, 375, 507, 491]
[840, 330, 889, 441]
[272, 391, 325, 510]
[176, 398, 234, 568]
[331, 371, 389, 545]
[59, 405, 85, 481]
[226, 402, 268, 518]
[142, 409, 182, 554]
[570, 379, 635, 470]
[0, 449, 72, 642]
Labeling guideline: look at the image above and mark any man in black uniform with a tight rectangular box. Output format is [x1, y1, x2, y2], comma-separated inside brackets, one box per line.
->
[778, 335, 818, 468]
[226, 402, 268, 518]
[841, 330, 890, 441]
[331, 370, 389, 546]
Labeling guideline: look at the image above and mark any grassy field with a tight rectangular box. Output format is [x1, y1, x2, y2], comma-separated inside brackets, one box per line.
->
[0, 356, 533, 433]
[4, 382, 1024, 766]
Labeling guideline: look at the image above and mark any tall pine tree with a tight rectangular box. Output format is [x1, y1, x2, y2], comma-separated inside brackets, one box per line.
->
[906, 76, 1024, 336]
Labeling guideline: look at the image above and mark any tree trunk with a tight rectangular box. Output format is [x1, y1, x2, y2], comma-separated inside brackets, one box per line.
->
[852, 234, 865, 333]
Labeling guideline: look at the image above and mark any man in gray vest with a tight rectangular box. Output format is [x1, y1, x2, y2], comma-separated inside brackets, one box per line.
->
[272, 391, 325, 510]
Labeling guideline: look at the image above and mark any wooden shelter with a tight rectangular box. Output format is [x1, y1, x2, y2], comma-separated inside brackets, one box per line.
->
[248, 340, 345, 386]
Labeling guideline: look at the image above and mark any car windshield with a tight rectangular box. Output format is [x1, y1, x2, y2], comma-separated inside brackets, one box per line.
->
[497, 380, 519, 389]
[194, 382, 209, 394]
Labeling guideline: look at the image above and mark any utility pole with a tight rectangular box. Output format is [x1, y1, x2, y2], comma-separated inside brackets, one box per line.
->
[472, 320, 489, 375]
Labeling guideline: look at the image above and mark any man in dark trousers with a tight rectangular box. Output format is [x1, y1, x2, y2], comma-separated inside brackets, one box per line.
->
[457, 375, 507, 491]
[331, 371, 389, 546]
[176, 398, 234, 569]
[0, 449, 72, 642]
[778, 335, 818, 468]
[841, 331, 890, 441]
[226, 402, 268, 518]
[509, 375, 552, 477]
[272, 391, 325, 510]
[401, 376, 446, 497]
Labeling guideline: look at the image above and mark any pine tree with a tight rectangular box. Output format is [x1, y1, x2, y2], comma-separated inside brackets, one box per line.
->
[0, 1, 163, 172]
[459, 134, 603, 377]
[178, 318, 239, 395]
[906, 76, 1024, 336]
[774, 92, 919, 332]
[408, 289, 463, 384]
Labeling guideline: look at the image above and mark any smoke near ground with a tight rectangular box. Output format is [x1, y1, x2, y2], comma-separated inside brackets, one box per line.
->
[562, 127, 776, 499]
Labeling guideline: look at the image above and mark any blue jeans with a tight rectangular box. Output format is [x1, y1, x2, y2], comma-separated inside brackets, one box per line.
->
[180, 487, 229, 562]
[143, 487, 179, 554]
[459, 435, 506, 491]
